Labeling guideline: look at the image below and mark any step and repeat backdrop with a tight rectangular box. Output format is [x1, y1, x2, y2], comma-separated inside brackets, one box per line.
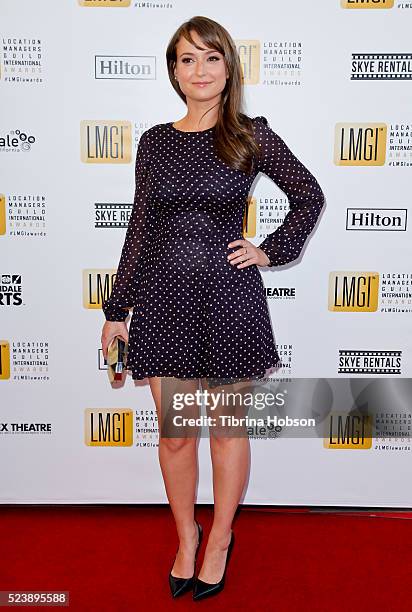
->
[1, 0, 411, 505]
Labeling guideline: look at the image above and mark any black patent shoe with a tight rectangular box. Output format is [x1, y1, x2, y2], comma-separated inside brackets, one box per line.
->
[169, 520, 203, 598]
[192, 530, 234, 601]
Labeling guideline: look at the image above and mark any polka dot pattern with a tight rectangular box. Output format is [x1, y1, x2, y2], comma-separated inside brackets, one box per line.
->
[254, 116, 326, 266]
[102, 116, 325, 380]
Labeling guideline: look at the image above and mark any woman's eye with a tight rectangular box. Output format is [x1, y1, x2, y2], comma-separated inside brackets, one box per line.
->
[181, 56, 221, 64]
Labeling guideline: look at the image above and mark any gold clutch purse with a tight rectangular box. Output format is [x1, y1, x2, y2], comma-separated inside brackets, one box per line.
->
[106, 336, 128, 382]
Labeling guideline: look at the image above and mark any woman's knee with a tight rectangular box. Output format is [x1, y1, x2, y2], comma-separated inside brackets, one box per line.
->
[159, 435, 198, 453]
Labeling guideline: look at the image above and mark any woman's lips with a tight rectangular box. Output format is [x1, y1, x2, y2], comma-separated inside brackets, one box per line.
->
[192, 82, 211, 87]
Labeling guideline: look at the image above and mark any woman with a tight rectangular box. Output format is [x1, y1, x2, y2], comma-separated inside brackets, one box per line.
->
[101, 16, 325, 601]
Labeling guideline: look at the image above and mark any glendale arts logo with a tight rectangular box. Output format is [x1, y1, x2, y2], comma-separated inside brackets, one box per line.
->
[0, 274, 23, 307]
[0, 129, 36, 153]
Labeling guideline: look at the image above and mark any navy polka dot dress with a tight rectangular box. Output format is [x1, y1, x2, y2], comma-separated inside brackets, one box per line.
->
[102, 116, 325, 381]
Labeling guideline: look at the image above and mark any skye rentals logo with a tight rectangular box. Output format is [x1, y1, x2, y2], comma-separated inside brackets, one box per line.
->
[84, 409, 133, 446]
[83, 269, 117, 310]
[80, 120, 132, 163]
[334, 123, 387, 165]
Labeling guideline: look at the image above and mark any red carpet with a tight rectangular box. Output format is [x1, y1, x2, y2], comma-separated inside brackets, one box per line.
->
[1, 505, 411, 611]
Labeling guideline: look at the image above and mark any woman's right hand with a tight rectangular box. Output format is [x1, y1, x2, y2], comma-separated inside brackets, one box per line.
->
[101, 320, 129, 362]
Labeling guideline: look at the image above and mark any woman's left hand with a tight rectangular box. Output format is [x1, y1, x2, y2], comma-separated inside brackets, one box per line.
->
[227, 239, 270, 268]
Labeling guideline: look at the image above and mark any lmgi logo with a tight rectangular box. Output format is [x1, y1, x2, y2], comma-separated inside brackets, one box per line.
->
[324, 412, 373, 449]
[341, 0, 394, 8]
[242, 196, 256, 238]
[236, 40, 260, 85]
[80, 120, 132, 163]
[334, 123, 387, 165]
[328, 272, 379, 311]
[83, 269, 117, 310]
[78, 0, 131, 7]
[85, 409, 133, 446]
[0, 340, 10, 380]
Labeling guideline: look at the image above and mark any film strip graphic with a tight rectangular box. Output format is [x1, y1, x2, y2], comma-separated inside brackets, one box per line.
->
[95, 203, 132, 228]
[351, 53, 412, 80]
[338, 350, 402, 374]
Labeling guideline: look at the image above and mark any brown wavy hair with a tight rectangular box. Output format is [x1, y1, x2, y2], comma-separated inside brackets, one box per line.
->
[166, 15, 261, 175]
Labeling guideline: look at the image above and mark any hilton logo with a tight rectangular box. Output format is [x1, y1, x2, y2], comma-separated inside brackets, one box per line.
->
[95, 56, 156, 80]
[346, 208, 407, 230]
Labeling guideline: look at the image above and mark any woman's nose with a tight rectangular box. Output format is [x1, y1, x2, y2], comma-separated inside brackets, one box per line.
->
[195, 61, 207, 77]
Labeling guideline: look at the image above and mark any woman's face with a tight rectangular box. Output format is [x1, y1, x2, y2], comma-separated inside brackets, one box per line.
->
[174, 30, 229, 103]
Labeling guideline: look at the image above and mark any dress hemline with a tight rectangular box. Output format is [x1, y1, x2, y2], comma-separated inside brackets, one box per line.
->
[126, 359, 282, 382]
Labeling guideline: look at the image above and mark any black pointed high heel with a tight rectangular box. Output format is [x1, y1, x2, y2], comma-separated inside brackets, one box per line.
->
[192, 530, 234, 601]
[169, 520, 203, 598]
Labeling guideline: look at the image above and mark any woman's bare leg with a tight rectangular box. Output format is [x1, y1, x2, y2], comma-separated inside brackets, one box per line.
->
[148, 375, 201, 578]
[196, 377, 251, 582]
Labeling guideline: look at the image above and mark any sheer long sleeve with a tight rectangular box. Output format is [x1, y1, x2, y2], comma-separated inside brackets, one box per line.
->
[253, 116, 325, 266]
[102, 128, 152, 322]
